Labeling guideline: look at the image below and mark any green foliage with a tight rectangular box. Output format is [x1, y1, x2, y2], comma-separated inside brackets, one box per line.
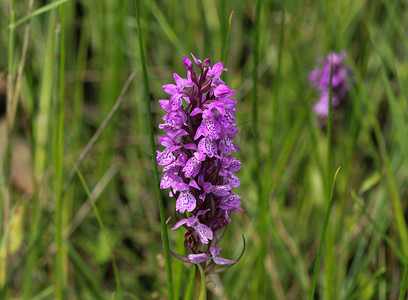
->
[1, 0, 408, 299]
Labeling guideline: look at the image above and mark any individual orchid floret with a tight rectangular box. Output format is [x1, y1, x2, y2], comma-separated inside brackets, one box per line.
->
[188, 247, 236, 265]
[156, 54, 243, 272]
[309, 51, 353, 117]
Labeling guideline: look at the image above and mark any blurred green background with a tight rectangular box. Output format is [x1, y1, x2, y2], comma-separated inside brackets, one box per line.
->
[1, 0, 408, 299]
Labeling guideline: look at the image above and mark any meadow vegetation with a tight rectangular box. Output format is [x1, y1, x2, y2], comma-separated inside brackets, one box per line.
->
[1, 0, 408, 299]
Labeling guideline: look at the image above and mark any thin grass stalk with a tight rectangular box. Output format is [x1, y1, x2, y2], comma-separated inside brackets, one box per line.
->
[324, 53, 335, 300]
[309, 167, 341, 300]
[199, 0, 211, 56]
[2, 0, 16, 285]
[64, 141, 122, 299]
[11, 0, 69, 29]
[62, 72, 135, 195]
[54, 3, 66, 299]
[310, 56, 334, 300]
[10, 0, 34, 130]
[221, 11, 233, 66]
[142, 0, 185, 55]
[218, 0, 226, 59]
[2, 213, 52, 298]
[63, 239, 106, 300]
[134, 1, 174, 299]
[262, 0, 285, 197]
[252, 0, 266, 296]
[399, 261, 408, 300]
[266, 0, 285, 167]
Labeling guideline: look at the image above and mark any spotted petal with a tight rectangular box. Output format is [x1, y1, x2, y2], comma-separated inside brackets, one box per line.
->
[156, 148, 175, 166]
[188, 253, 211, 264]
[176, 191, 196, 213]
[193, 222, 213, 244]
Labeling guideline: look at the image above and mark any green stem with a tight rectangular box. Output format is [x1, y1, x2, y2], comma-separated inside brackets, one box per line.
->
[134, 1, 174, 299]
[399, 261, 408, 300]
[55, 3, 66, 299]
[324, 53, 334, 300]
[2, 0, 16, 289]
[222, 11, 234, 66]
[309, 167, 341, 300]
[184, 266, 195, 300]
[252, 0, 265, 296]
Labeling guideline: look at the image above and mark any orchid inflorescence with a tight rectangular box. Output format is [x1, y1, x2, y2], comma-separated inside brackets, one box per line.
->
[156, 54, 243, 272]
[309, 51, 353, 117]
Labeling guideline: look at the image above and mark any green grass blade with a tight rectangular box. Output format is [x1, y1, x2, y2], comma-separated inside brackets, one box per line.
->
[62, 72, 135, 195]
[64, 141, 122, 299]
[324, 52, 335, 300]
[399, 262, 408, 300]
[221, 11, 234, 66]
[348, 268, 385, 300]
[54, 3, 66, 299]
[309, 166, 341, 300]
[142, 0, 185, 55]
[134, 1, 174, 299]
[11, 0, 70, 29]
[30, 286, 54, 300]
[63, 239, 107, 300]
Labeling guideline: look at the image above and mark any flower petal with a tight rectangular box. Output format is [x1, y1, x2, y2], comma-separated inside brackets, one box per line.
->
[188, 253, 211, 264]
[176, 192, 196, 213]
[156, 148, 175, 166]
[182, 157, 202, 178]
[193, 222, 213, 244]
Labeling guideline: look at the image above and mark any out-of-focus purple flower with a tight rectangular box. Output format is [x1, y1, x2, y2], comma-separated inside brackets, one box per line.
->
[309, 51, 353, 117]
[157, 54, 242, 270]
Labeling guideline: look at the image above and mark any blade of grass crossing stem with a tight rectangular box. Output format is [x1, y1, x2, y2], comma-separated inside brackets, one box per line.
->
[348, 269, 385, 300]
[134, 1, 174, 299]
[54, 3, 66, 299]
[142, 0, 185, 56]
[325, 53, 335, 300]
[11, 0, 69, 29]
[399, 262, 408, 300]
[309, 167, 341, 300]
[64, 141, 122, 299]
[62, 72, 135, 195]
[221, 11, 233, 66]
[31, 286, 54, 300]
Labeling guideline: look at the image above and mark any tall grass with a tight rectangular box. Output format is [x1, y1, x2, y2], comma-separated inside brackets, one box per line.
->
[1, 0, 408, 299]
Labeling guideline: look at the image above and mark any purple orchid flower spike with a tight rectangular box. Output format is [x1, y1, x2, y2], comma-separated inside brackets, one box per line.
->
[157, 54, 244, 272]
[309, 51, 353, 118]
